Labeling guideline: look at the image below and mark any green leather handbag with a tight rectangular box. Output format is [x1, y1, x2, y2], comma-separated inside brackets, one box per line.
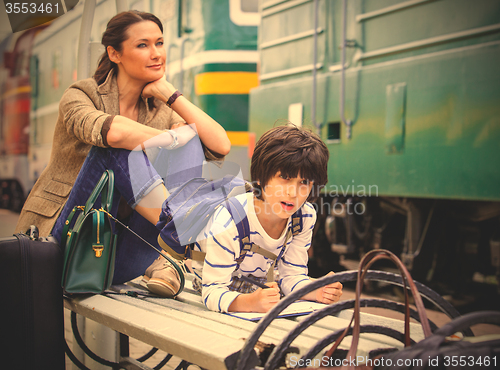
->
[61, 170, 117, 294]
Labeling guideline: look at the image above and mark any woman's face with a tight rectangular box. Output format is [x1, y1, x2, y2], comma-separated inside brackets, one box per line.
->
[113, 20, 166, 83]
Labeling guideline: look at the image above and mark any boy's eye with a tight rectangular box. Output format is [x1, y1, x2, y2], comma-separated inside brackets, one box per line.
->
[301, 179, 311, 185]
[279, 174, 290, 180]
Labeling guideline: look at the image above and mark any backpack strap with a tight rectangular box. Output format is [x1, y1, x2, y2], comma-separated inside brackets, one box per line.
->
[224, 197, 253, 265]
[265, 207, 303, 282]
[190, 197, 259, 263]
[291, 207, 303, 236]
[228, 201, 304, 282]
[264, 207, 302, 265]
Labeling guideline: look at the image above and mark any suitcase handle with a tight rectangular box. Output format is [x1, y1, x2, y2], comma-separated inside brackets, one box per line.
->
[26, 225, 39, 240]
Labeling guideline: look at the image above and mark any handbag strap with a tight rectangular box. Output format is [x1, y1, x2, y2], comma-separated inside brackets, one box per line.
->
[61, 170, 114, 249]
[324, 250, 432, 369]
[60, 206, 84, 250]
[345, 250, 432, 369]
[322, 256, 405, 360]
[84, 170, 114, 214]
[100, 209, 185, 297]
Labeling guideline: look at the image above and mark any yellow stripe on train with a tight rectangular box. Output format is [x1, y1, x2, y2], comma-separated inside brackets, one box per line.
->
[227, 131, 251, 146]
[227, 131, 256, 157]
[195, 72, 259, 95]
[1, 86, 31, 99]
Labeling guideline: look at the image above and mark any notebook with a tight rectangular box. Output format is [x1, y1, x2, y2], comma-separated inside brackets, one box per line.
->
[225, 301, 328, 321]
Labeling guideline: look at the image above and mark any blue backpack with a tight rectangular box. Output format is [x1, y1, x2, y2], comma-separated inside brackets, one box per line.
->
[156, 175, 303, 265]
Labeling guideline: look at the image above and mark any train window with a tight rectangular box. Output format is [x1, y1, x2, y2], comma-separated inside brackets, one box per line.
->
[288, 103, 303, 127]
[230, 0, 260, 26]
[178, 0, 193, 37]
[327, 122, 341, 142]
[241, 0, 259, 12]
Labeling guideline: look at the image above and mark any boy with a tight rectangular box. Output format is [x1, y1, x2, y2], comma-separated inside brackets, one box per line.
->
[191, 124, 343, 313]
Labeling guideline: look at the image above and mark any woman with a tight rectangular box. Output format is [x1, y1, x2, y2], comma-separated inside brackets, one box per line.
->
[15, 11, 231, 297]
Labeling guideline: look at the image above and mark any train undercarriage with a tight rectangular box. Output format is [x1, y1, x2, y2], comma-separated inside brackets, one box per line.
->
[309, 195, 500, 311]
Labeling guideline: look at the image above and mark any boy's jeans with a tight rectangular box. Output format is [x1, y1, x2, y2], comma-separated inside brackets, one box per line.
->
[52, 136, 205, 284]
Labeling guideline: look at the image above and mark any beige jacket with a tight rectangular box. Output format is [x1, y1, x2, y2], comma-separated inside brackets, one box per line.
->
[16, 71, 219, 236]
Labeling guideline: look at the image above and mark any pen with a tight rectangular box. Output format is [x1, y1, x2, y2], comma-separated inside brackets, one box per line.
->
[237, 274, 270, 289]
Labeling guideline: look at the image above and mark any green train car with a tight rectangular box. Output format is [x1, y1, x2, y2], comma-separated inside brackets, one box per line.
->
[249, 0, 500, 295]
[163, 0, 260, 175]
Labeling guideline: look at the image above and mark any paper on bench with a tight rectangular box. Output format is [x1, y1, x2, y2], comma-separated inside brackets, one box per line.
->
[225, 300, 328, 321]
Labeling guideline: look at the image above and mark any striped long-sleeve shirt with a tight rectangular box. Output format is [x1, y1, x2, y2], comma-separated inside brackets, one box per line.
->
[191, 192, 317, 312]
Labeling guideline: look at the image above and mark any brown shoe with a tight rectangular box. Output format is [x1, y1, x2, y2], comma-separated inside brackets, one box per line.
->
[142, 255, 182, 298]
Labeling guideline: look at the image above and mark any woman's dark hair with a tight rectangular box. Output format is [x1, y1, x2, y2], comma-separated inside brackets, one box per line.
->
[93, 10, 163, 85]
[250, 122, 330, 202]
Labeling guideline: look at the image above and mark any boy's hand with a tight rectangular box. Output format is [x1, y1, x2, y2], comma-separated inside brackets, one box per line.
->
[315, 272, 343, 304]
[250, 282, 281, 312]
[228, 282, 280, 313]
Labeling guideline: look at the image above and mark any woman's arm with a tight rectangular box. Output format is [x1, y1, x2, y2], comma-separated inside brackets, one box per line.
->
[142, 78, 231, 156]
[61, 82, 189, 150]
[105, 116, 198, 151]
[105, 78, 231, 154]
[168, 96, 230, 155]
[105, 115, 174, 150]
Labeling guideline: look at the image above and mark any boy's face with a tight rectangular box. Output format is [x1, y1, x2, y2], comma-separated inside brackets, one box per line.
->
[260, 172, 313, 218]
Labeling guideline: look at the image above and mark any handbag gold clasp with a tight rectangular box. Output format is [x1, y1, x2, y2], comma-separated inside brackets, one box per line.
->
[93, 245, 104, 258]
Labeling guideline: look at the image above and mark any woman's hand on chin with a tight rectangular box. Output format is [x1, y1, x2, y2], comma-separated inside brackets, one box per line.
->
[142, 78, 177, 102]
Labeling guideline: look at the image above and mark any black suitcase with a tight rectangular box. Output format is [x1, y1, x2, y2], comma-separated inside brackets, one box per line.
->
[0, 231, 65, 370]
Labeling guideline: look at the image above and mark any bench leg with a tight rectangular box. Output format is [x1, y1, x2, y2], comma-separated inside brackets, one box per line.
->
[82, 318, 120, 369]
[68, 312, 196, 370]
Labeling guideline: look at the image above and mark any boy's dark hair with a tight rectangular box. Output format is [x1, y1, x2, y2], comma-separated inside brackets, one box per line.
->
[250, 123, 329, 202]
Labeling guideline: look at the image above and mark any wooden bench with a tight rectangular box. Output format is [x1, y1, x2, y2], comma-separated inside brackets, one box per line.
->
[64, 274, 426, 370]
